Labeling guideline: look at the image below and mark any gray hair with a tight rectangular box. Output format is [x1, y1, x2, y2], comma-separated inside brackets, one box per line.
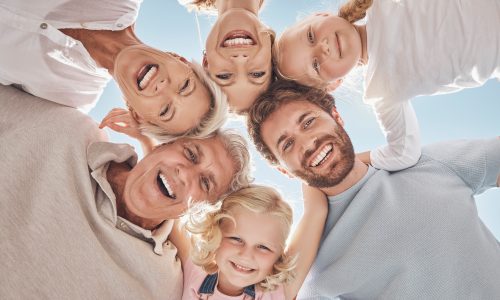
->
[140, 61, 228, 143]
[215, 129, 253, 194]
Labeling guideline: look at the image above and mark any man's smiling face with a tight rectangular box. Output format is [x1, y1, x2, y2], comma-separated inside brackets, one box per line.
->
[261, 100, 355, 188]
[122, 136, 236, 222]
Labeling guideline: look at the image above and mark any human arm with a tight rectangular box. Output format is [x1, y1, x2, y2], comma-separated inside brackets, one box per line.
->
[284, 184, 328, 300]
[168, 219, 191, 266]
[370, 100, 421, 171]
[99, 108, 155, 155]
[356, 151, 372, 165]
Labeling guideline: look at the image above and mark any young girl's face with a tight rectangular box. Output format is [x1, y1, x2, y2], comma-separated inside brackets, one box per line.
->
[278, 13, 362, 88]
[215, 206, 285, 296]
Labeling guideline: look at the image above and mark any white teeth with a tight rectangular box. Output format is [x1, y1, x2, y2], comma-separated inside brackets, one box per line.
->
[232, 262, 252, 272]
[223, 37, 254, 47]
[159, 173, 175, 198]
[311, 144, 333, 167]
[138, 66, 157, 89]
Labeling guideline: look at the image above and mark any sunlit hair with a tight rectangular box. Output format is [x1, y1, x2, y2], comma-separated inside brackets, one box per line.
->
[273, 0, 373, 89]
[183, 185, 296, 292]
[338, 0, 373, 23]
[178, 0, 266, 12]
[247, 79, 335, 165]
[214, 129, 253, 194]
[139, 60, 228, 144]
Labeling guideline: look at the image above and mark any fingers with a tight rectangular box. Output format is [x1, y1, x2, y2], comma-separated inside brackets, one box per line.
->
[99, 108, 131, 129]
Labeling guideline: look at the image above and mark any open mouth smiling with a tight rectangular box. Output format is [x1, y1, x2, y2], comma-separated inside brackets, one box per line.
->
[157, 171, 176, 200]
[137, 64, 159, 91]
[230, 261, 254, 274]
[309, 144, 334, 168]
[221, 30, 256, 48]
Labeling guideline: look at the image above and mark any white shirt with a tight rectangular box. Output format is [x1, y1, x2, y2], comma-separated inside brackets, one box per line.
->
[364, 0, 500, 171]
[0, 0, 142, 112]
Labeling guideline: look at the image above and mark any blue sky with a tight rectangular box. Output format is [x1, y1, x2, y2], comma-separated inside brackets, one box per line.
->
[89, 0, 500, 239]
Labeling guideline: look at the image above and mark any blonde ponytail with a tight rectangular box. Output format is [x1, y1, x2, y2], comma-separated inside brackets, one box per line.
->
[338, 0, 373, 23]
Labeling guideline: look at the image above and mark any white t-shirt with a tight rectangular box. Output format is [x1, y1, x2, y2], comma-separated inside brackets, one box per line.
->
[364, 0, 500, 171]
[0, 0, 141, 112]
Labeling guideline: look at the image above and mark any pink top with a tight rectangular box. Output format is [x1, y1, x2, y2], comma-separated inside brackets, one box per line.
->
[182, 259, 285, 300]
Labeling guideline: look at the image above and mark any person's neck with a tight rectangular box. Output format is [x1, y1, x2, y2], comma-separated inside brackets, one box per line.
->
[216, 0, 260, 16]
[319, 159, 369, 197]
[107, 161, 161, 231]
[60, 26, 141, 75]
[354, 24, 368, 65]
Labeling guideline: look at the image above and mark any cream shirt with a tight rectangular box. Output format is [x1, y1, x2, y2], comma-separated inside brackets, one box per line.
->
[364, 0, 500, 171]
[0, 0, 141, 112]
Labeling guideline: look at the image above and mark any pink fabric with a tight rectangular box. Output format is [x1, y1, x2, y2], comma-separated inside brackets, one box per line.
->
[182, 259, 285, 300]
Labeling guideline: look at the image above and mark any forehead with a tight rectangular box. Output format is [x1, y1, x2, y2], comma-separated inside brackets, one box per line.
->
[262, 100, 323, 139]
[223, 207, 287, 247]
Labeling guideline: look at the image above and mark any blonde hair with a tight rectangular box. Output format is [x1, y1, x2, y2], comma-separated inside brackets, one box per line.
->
[183, 185, 296, 292]
[179, 0, 266, 12]
[139, 60, 228, 144]
[338, 0, 373, 23]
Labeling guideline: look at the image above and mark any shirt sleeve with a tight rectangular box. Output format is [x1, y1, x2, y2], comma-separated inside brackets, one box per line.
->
[369, 99, 422, 171]
[423, 138, 500, 195]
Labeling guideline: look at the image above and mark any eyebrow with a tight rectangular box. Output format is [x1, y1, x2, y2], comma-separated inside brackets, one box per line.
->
[275, 111, 312, 150]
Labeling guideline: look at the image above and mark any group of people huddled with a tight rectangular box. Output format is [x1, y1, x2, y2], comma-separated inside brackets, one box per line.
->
[0, 0, 499, 299]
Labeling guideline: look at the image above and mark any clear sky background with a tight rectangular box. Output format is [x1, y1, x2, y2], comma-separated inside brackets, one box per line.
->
[89, 0, 500, 239]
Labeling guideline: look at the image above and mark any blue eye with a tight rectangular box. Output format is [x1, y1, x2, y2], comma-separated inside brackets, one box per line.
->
[258, 245, 271, 252]
[249, 71, 266, 78]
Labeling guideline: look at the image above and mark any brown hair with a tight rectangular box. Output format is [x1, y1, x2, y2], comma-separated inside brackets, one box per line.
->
[246, 80, 335, 165]
[338, 0, 373, 23]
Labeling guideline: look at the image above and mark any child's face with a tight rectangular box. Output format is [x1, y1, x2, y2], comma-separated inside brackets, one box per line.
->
[278, 13, 362, 87]
[114, 45, 211, 135]
[215, 206, 285, 295]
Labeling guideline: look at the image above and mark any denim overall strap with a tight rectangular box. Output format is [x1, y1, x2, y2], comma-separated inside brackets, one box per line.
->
[197, 272, 256, 299]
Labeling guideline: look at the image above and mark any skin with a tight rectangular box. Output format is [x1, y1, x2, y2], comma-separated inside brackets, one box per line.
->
[215, 206, 285, 296]
[260, 100, 368, 196]
[60, 27, 211, 135]
[278, 13, 368, 90]
[204, 0, 273, 111]
[108, 135, 236, 230]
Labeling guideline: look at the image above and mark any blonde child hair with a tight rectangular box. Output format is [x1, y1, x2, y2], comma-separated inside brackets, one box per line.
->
[183, 185, 297, 292]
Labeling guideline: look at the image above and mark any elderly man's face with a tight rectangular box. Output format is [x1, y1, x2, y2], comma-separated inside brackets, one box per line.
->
[123, 136, 236, 221]
[261, 100, 355, 188]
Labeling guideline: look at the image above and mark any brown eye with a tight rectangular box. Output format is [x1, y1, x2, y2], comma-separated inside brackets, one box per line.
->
[216, 73, 232, 80]
[180, 78, 190, 93]
[307, 26, 315, 44]
[249, 71, 266, 78]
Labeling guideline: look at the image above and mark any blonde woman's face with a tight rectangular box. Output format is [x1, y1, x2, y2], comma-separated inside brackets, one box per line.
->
[114, 45, 211, 134]
[205, 8, 273, 112]
[215, 206, 284, 295]
[278, 13, 362, 87]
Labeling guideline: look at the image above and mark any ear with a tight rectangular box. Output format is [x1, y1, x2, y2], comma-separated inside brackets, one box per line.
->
[330, 107, 345, 127]
[202, 51, 208, 69]
[325, 78, 343, 92]
[276, 166, 294, 179]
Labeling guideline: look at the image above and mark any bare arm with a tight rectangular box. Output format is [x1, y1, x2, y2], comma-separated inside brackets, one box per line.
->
[284, 184, 328, 300]
[99, 107, 155, 155]
[356, 150, 372, 166]
[167, 220, 191, 266]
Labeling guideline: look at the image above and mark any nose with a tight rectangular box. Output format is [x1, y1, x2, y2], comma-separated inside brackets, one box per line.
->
[154, 78, 168, 94]
[320, 38, 330, 57]
[237, 245, 254, 260]
[230, 53, 249, 60]
[301, 135, 318, 158]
